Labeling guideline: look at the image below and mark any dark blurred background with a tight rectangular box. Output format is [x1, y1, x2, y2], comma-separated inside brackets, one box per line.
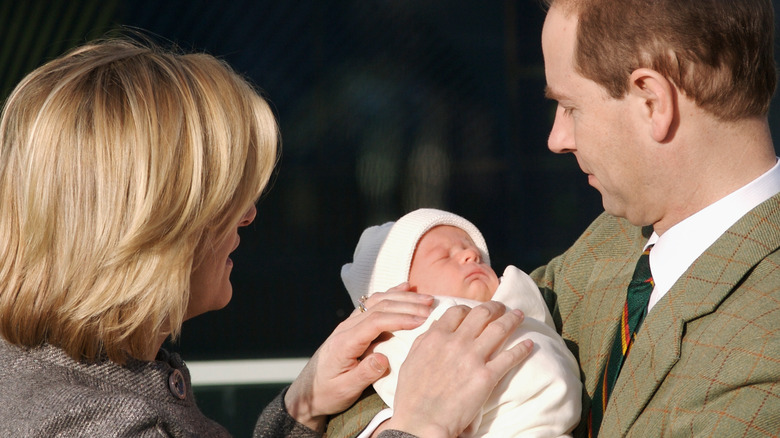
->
[4, 0, 780, 435]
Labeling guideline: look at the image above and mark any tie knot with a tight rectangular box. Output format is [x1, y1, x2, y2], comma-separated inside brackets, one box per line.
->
[631, 244, 654, 285]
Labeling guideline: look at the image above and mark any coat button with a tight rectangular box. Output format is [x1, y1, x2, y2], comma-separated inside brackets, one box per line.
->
[168, 369, 187, 400]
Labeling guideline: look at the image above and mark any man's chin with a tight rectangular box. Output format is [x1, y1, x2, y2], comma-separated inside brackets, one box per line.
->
[602, 202, 655, 228]
[600, 196, 625, 220]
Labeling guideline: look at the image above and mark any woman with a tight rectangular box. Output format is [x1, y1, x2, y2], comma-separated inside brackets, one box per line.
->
[0, 39, 530, 437]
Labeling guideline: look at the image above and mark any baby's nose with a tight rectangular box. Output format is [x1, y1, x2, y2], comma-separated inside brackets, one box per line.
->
[461, 247, 480, 263]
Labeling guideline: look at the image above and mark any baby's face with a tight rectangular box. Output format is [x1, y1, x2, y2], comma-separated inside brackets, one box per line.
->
[408, 225, 499, 301]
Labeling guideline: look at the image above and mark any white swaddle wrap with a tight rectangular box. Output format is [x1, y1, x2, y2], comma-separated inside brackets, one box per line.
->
[372, 266, 581, 438]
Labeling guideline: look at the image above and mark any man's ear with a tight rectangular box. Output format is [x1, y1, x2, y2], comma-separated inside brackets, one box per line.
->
[628, 68, 676, 142]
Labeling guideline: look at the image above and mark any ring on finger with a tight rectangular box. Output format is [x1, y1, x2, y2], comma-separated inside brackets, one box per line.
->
[358, 295, 369, 313]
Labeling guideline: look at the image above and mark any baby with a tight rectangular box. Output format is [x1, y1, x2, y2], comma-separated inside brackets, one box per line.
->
[341, 208, 581, 438]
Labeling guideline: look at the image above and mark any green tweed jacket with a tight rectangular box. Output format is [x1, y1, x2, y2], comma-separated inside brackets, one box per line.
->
[326, 194, 780, 438]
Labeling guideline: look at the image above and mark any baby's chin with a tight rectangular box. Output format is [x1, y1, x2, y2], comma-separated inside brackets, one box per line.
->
[460, 283, 496, 302]
[419, 280, 497, 302]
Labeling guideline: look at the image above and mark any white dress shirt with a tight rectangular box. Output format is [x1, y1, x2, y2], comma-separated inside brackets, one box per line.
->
[646, 158, 780, 311]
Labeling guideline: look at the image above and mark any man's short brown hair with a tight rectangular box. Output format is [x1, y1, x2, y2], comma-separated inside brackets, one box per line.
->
[544, 0, 777, 120]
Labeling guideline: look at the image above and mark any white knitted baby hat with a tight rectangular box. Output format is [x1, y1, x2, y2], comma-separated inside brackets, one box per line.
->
[341, 208, 490, 308]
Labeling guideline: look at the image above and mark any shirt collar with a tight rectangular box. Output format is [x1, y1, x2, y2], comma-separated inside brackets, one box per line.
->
[646, 157, 780, 310]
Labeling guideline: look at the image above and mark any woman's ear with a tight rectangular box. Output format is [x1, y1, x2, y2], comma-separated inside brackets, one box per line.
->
[628, 68, 676, 142]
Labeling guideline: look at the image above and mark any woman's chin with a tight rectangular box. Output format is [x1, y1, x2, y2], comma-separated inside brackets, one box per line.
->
[184, 284, 233, 321]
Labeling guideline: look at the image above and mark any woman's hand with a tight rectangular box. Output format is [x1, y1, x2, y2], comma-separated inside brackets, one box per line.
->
[284, 285, 433, 432]
[382, 301, 533, 438]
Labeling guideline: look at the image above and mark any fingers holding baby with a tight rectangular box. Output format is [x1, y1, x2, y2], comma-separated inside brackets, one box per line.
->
[384, 302, 532, 438]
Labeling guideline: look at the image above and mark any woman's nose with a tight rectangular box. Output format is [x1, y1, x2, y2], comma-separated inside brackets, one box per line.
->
[239, 204, 257, 227]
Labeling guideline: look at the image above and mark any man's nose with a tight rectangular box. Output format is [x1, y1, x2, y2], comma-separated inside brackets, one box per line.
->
[548, 105, 576, 154]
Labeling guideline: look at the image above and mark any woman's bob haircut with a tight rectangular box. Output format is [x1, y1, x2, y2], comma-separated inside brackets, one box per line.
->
[0, 38, 279, 363]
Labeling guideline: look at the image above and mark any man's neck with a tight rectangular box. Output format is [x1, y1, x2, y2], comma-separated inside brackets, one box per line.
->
[652, 115, 775, 235]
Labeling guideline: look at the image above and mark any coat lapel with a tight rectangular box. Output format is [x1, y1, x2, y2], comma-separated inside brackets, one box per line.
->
[572, 222, 646, 404]
[603, 195, 780, 436]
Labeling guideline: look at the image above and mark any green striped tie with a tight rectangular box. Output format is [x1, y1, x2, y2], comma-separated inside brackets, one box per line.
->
[588, 245, 654, 437]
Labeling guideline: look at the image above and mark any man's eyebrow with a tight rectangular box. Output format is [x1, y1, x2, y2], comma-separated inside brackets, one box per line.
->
[544, 86, 564, 101]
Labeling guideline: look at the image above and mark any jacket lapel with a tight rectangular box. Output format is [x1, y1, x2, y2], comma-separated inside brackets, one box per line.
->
[575, 223, 646, 399]
[603, 195, 780, 436]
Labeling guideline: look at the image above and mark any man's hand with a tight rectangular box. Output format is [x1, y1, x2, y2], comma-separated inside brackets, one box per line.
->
[383, 302, 532, 438]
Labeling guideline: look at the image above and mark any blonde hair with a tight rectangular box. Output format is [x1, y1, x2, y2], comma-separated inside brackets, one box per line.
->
[0, 39, 279, 363]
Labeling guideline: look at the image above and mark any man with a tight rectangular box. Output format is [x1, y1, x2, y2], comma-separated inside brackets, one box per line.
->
[327, 0, 780, 436]
[533, 0, 780, 436]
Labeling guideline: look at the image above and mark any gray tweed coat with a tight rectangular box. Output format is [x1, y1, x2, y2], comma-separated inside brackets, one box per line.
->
[0, 338, 318, 437]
